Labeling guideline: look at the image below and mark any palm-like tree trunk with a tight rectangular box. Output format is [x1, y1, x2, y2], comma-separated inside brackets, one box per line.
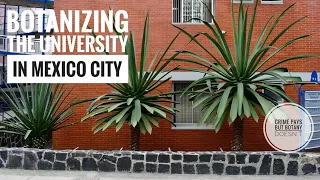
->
[231, 118, 244, 151]
[130, 126, 140, 150]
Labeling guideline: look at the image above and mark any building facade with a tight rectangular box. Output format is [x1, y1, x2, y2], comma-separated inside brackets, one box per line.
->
[52, 0, 320, 151]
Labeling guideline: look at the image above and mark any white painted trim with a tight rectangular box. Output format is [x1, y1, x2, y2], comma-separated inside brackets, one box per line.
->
[261, 0, 284, 5]
[172, 123, 215, 130]
[233, 0, 254, 4]
[167, 72, 315, 82]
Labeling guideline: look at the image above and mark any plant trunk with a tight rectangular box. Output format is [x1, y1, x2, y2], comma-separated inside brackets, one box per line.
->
[31, 136, 48, 149]
[130, 126, 140, 151]
[231, 118, 244, 151]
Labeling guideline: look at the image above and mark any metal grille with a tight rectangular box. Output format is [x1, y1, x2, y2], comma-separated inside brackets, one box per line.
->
[174, 83, 203, 124]
[172, 0, 213, 24]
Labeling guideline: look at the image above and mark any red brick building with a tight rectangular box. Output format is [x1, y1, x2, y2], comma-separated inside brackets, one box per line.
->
[52, 0, 320, 151]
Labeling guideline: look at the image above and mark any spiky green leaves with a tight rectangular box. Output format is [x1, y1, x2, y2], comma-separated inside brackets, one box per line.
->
[0, 84, 76, 140]
[173, 0, 319, 132]
[82, 13, 179, 135]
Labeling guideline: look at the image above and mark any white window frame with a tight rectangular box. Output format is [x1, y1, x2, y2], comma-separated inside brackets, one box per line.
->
[172, 0, 215, 25]
[172, 81, 215, 130]
[261, 0, 284, 4]
[233, 0, 254, 4]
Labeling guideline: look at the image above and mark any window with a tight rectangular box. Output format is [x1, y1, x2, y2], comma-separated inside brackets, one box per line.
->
[172, 0, 214, 24]
[263, 89, 284, 104]
[173, 82, 214, 129]
[261, 0, 283, 4]
[233, 0, 254, 3]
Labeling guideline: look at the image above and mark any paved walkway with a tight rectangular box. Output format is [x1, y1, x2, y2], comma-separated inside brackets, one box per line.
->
[0, 169, 318, 180]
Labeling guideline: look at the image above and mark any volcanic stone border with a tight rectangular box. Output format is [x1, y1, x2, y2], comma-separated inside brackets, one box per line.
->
[0, 148, 320, 175]
[0, 133, 29, 148]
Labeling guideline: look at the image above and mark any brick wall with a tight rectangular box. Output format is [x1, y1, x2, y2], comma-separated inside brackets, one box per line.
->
[52, 0, 320, 151]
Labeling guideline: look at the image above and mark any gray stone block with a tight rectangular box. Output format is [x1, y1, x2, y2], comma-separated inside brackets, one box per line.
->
[273, 159, 285, 175]
[249, 154, 260, 163]
[196, 164, 210, 174]
[226, 166, 240, 175]
[212, 154, 225, 162]
[158, 154, 170, 163]
[158, 164, 170, 173]
[102, 155, 117, 163]
[7, 155, 22, 169]
[44, 152, 55, 162]
[56, 153, 67, 161]
[259, 155, 271, 175]
[183, 154, 198, 163]
[302, 164, 316, 175]
[146, 153, 157, 162]
[171, 154, 182, 161]
[242, 166, 256, 175]
[117, 157, 131, 171]
[82, 158, 97, 171]
[171, 163, 182, 174]
[0, 151, 7, 162]
[183, 164, 195, 174]
[227, 154, 235, 164]
[212, 163, 224, 175]
[146, 163, 157, 173]
[236, 153, 246, 164]
[67, 158, 80, 171]
[132, 154, 144, 160]
[287, 161, 298, 175]
[133, 162, 144, 173]
[97, 160, 115, 172]
[38, 160, 52, 170]
[199, 154, 212, 163]
[23, 151, 38, 170]
[53, 162, 66, 170]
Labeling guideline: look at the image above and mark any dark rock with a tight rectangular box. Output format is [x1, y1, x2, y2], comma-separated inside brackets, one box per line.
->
[273, 152, 287, 156]
[44, 152, 55, 162]
[93, 153, 102, 160]
[146, 153, 157, 162]
[37, 152, 43, 160]
[236, 153, 247, 164]
[183, 164, 195, 174]
[249, 154, 260, 163]
[242, 166, 256, 175]
[0, 159, 3, 168]
[196, 164, 210, 174]
[171, 163, 182, 174]
[212, 154, 225, 162]
[146, 163, 157, 173]
[212, 163, 224, 175]
[97, 160, 115, 172]
[56, 153, 67, 161]
[12, 150, 23, 154]
[0, 151, 7, 162]
[53, 162, 66, 170]
[226, 166, 240, 175]
[158, 154, 170, 163]
[158, 164, 170, 173]
[71, 152, 87, 158]
[132, 154, 144, 161]
[102, 155, 117, 163]
[38, 160, 52, 170]
[287, 161, 298, 175]
[183, 154, 198, 162]
[7, 155, 22, 169]
[23, 151, 38, 170]
[82, 158, 97, 171]
[258, 155, 271, 175]
[199, 154, 212, 163]
[289, 153, 299, 159]
[133, 162, 144, 173]
[67, 158, 80, 171]
[227, 154, 235, 164]
[171, 154, 182, 161]
[273, 159, 285, 175]
[302, 164, 316, 175]
[117, 157, 131, 171]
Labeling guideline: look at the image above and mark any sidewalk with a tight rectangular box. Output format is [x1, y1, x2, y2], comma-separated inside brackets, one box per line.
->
[0, 169, 318, 180]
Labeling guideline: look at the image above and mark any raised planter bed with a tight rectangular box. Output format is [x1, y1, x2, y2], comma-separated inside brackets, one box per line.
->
[0, 148, 319, 175]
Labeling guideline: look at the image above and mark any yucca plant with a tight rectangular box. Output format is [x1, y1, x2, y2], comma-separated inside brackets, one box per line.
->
[0, 84, 77, 148]
[173, 0, 319, 151]
[82, 13, 180, 151]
